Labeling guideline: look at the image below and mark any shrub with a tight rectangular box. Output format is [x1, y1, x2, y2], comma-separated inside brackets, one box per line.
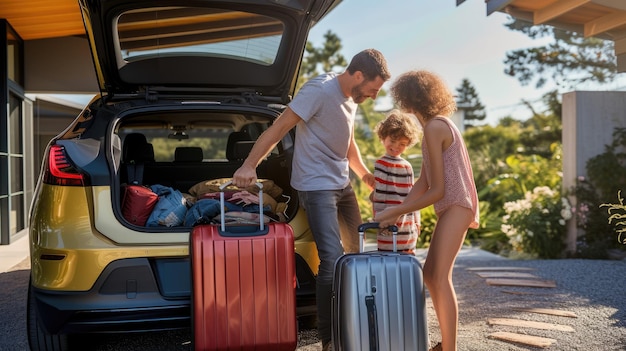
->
[474, 201, 510, 255]
[600, 190, 626, 245]
[501, 186, 572, 258]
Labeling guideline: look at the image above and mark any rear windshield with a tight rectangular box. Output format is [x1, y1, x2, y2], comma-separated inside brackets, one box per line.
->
[117, 118, 271, 163]
[117, 7, 283, 66]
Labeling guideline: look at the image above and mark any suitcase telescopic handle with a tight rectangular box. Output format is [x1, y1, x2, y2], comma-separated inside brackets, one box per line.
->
[358, 222, 398, 253]
[219, 180, 264, 232]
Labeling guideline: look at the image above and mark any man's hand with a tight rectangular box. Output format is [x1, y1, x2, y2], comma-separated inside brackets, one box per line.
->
[232, 165, 258, 188]
[362, 173, 375, 189]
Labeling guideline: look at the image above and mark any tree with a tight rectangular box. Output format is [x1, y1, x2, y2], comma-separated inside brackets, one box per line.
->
[455, 78, 486, 128]
[517, 90, 562, 158]
[503, 18, 617, 89]
[296, 30, 347, 91]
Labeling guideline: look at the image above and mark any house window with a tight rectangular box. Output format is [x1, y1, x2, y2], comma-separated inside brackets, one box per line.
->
[1, 21, 27, 244]
[6, 24, 22, 85]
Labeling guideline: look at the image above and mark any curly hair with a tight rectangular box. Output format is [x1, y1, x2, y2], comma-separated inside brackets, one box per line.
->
[374, 109, 421, 147]
[390, 70, 457, 121]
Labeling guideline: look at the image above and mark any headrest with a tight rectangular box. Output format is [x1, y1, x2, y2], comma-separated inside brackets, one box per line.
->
[226, 131, 251, 161]
[123, 133, 154, 163]
[174, 147, 203, 162]
[232, 141, 256, 161]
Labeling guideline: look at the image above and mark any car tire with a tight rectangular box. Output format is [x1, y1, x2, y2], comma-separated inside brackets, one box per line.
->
[27, 279, 69, 351]
[297, 314, 318, 330]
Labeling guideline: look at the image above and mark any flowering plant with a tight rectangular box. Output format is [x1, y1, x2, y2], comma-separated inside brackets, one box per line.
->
[600, 190, 626, 244]
[501, 186, 572, 258]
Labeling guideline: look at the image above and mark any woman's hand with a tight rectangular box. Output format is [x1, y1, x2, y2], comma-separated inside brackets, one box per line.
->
[374, 208, 399, 229]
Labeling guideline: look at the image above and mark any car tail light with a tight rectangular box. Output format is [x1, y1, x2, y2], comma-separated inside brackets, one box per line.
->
[43, 144, 89, 186]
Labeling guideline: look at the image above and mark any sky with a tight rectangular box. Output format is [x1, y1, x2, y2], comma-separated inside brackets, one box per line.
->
[306, 0, 548, 125]
[307, 0, 623, 125]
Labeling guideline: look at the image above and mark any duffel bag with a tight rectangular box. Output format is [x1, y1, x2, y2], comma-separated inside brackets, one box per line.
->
[121, 185, 158, 226]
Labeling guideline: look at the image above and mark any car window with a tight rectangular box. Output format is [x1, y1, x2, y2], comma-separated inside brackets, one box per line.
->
[120, 127, 229, 162]
[117, 7, 283, 66]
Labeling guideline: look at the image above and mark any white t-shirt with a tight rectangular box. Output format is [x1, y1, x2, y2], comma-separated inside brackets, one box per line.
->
[288, 73, 358, 191]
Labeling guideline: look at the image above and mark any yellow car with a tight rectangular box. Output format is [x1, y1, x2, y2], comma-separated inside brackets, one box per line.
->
[27, 0, 338, 349]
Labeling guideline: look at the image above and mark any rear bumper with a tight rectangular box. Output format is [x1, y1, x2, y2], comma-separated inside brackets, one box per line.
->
[33, 254, 316, 334]
[33, 257, 191, 334]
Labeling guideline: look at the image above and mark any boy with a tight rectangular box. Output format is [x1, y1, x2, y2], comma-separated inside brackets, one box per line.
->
[371, 109, 421, 253]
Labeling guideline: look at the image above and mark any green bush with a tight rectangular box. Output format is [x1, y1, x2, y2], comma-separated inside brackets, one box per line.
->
[473, 201, 509, 254]
[501, 186, 572, 258]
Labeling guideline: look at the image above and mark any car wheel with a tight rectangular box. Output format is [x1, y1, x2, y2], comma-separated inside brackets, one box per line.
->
[297, 314, 318, 330]
[27, 279, 69, 351]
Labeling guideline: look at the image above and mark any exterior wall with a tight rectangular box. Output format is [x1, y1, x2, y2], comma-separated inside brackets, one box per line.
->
[24, 36, 98, 93]
[0, 23, 84, 245]
[562, 91, 626, 254]
[451, 109, 465, 133]
[30, 96, 82, 177]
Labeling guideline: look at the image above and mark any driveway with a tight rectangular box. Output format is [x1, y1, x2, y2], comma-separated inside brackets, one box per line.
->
[2, 248, 626, 350]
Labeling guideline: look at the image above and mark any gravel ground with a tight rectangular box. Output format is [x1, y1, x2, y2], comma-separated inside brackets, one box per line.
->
[3, 247, 625, 351]
[298, 247, 626, 351]
[446, 249, 626, 351]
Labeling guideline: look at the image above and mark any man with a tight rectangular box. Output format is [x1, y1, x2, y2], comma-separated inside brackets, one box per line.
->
[232, 48, 390, 351]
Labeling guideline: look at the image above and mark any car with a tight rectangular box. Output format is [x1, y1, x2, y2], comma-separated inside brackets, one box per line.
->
[26, 0, 340, 349]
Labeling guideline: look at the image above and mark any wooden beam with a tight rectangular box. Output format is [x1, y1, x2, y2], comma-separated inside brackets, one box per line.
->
[534, 0, 590, 24]
[591, 0, 626, 11]
[486, 0, 516, 16]
[488, 318, 575, 332]
[466, 266, 535, 271]
[585, 11, 626, 37]
[512, 307, 578, 318]
[486, 278, 556, 288]
[618, 52, 626, 72]
[474, 271, 539, 278]
[489, 332, 557, 348]
[615, 36, 626, 54]
[615, 36, 626, 72]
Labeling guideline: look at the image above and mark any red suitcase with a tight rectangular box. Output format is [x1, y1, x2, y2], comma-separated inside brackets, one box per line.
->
[190, 181, 297, 351]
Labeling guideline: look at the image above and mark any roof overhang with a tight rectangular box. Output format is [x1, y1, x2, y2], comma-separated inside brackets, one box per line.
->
[2, 0, 85, 40]
[468, 0, 626, 72]
[3, 1, 626, 70]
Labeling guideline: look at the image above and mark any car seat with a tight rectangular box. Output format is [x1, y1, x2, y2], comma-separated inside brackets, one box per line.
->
[122, 133, 154, 184]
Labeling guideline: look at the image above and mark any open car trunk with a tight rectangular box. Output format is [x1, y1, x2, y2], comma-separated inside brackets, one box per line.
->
[114, 105, 298, 229]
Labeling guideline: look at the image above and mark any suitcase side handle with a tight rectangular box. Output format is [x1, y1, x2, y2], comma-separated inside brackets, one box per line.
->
[358, 223, 398, 253]
[365, 295, 379, 351]
[219, 180, 265, 232]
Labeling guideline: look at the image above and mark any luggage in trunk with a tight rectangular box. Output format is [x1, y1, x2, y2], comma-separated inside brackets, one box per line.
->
[332, 222, 428, 351]
[121, 184, 158, 226]
[190, 181, 297, 351]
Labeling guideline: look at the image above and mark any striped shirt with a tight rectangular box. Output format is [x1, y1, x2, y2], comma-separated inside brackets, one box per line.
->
[372, 155, 420, 252]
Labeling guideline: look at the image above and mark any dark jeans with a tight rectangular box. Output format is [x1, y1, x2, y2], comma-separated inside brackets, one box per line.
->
[298, 185, 362, 344]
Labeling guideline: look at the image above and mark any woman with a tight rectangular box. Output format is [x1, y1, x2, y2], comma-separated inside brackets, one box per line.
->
[375, 70, 480, 351]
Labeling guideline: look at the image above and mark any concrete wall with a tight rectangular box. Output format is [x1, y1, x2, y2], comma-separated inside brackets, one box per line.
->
[24, 36, 98, 94]
[562, 91, 626, 254]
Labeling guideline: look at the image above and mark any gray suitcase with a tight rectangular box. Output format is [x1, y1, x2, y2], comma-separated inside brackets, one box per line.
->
[332, 222, 428, 351]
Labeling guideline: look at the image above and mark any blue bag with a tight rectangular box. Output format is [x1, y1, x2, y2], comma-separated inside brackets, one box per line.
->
[146, 185, 188, 227]
[184, 199, 240, 227]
